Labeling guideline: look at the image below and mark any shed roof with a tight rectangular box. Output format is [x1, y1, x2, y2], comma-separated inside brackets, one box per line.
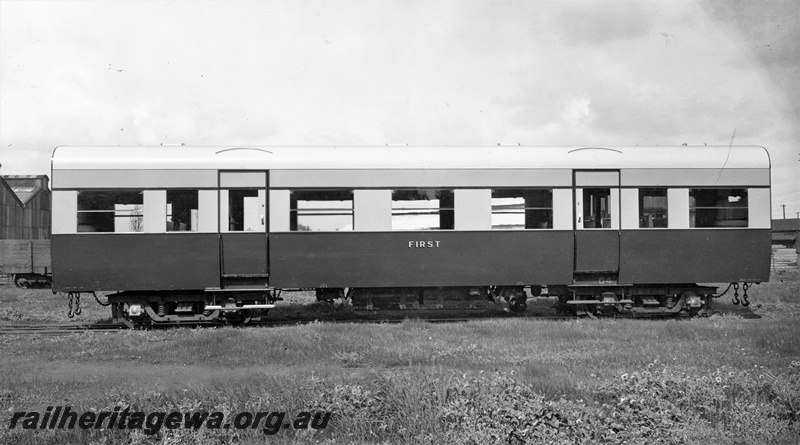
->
[772, 219, 800, 232]
[0, 177, 24, 207]
[1, 175, 49, 206]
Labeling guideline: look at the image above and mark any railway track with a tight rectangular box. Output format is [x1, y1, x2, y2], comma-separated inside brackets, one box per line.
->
[0, 311, 576, 335]
[257, 313, 576, 327]
[1, 301, 750, 335]
[0, 322, 125, 335]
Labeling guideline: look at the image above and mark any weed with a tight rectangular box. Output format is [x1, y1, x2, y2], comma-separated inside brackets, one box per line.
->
[0, 304, 25, 321]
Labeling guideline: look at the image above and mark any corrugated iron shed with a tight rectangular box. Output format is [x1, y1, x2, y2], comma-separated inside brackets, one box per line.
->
[772, 218, 799, 249]
[772, 218, 800, 233]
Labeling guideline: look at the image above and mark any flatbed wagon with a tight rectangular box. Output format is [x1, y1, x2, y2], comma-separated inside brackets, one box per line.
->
[0, 239, 51, 287]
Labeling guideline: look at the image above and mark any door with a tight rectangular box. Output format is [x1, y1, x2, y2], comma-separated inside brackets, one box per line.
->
[574, 170, 620, 273]
[219, 171, 269, 285]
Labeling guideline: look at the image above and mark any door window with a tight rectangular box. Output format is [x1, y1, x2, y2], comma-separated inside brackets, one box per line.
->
[582, 188, 612, 229]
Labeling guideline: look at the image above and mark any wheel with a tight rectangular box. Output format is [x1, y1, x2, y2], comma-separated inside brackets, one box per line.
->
[495, 286, 528, 313]
[13, 274, 29, 289]
[119, 301, 152, 329]
[508, 296, 527, 313]
[220, 309, 250, 325]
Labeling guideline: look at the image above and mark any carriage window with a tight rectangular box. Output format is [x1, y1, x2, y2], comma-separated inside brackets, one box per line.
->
[226, 189, 260, 231]
[491, 189, 553, 229]
[77, 190, 143, 233]
[391, 189, 454, 230]
[167, 190, 198, 231]
[290, 190, 353, 231]
[690, 189, 748, 228]
[582, 188, 612, 229]
[639, 188, 668, 228]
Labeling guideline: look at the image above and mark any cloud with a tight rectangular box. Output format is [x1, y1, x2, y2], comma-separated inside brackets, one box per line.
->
[699, 0, 800, 145]
[554, 2, 652, 45]
[0, 0, 797, 215]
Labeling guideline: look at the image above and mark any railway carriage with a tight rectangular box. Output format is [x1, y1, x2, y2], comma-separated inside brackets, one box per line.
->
[49, 145, 772, 326]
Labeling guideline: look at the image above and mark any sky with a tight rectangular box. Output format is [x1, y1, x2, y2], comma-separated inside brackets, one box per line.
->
[1, 0, 798, 218]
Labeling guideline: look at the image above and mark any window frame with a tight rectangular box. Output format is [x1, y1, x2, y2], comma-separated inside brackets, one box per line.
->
[689, 188, 749, 228]
[166, 189, 200, 232]
[491, 188, 553, 230]
[580, 187, 616, 229]
[289, 189, 355, 232]
[390, 189, 454, 231]
[638, 187, 669, 228]
[76, 189, 145, 233]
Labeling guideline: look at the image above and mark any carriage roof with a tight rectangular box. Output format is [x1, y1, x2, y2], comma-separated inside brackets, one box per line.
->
[52, 145, 770, 171]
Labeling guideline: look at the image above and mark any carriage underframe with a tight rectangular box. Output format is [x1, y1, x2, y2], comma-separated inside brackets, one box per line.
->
[104, 281, 720, 327]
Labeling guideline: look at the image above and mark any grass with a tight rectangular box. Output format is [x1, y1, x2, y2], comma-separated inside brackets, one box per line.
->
[0, 271, 798, 443]
[0, 287, 111, 323]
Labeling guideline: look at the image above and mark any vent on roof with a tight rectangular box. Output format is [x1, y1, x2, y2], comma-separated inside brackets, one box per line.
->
[567, 147, 622, 154]
[215, 147, 273, 155]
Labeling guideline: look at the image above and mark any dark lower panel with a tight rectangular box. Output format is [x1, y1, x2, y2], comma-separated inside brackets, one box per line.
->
[221, 233, 267, 276]
[269, 231, 574, 288]
[575, 230, 619, 272]
[618, 229, 771, 284]
[52, 234, 221, 292]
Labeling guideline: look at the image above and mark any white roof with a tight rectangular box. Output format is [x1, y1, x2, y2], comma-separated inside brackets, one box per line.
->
[51, 145, 770, 171]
